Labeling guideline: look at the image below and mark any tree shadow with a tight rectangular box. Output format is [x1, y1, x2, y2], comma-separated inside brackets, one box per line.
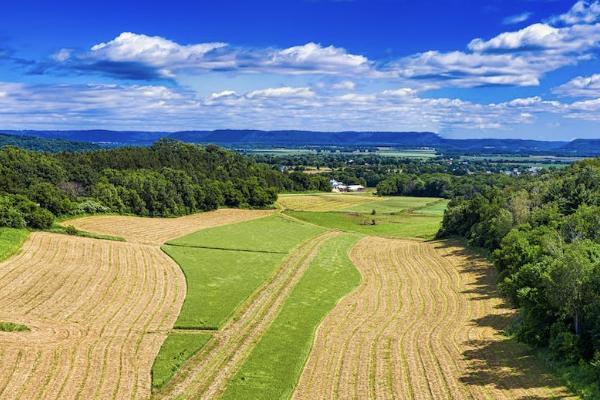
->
[432, 240, 574, 399]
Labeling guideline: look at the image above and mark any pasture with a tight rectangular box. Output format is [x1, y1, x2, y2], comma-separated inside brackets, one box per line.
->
[221, 233, 361, 399]
[152, 215, 326, 391]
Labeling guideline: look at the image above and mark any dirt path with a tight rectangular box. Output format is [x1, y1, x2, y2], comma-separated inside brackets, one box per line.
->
[65, 209, 274, 245]
[152, 232, 340, 400]
[293, 237, 576, 400]
[0, 233, 186, 400]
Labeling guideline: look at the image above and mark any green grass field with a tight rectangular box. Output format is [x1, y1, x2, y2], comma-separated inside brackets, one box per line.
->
[220, 233, 361, 400]
[286, 210, 443, 240]
[167, 215, 325, 253]
[344, 196, 441, 214]
[162, 247, 287, 329]
[0, 228, 29, 262]
[151, 332, 212, 388]
[153, 215, 327, 388]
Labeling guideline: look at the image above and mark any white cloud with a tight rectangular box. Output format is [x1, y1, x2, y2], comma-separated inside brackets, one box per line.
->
[548, 0, 600, 25]
[52, 48, 72, 62]
[81, 33, 371, 78]
[331, 80, 356, 90]
[246, 87, 315, 98]
[89, 32, 227, 76]
[553, 74, 600, 97]
[265, 43, 370, 74]
[2, 81, 593, 135]
[387, 51, 543, 87]
[503, 12, 532, 25]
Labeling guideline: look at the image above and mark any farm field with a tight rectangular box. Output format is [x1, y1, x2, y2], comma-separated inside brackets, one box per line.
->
[277, 193, 382, 212]
[65, 208, 274, 245]
[221, 233, 361, 399]
[286, 210, 443, 240]
[152, 215, 327, 391]
[0, 200, 578, 399]
[0, 232, 185, 400]
[293, 237, 575, 399]
[153, 231, 339, 399]
[279, 193, 447, 239]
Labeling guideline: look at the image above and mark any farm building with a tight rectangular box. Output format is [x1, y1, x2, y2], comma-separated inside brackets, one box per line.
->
[347, 185, 365, 192]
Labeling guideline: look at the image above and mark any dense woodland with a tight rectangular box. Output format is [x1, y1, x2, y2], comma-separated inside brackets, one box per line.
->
[0, 139, 328, 228]
[438, 159, 600, 376]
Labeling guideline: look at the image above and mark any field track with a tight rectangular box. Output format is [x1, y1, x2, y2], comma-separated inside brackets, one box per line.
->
[0, 232, 186, 399]
[153, 231, 340, 400]
[66, 209, 274, 245]
[293, 237, 576, 400]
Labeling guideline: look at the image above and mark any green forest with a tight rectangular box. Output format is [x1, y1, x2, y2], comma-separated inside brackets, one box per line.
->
[438, 159, 600, 383]
[0, 139, 328, 229]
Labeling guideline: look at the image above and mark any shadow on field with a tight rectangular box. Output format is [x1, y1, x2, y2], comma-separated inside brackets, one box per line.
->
[434, 240, 573, 399]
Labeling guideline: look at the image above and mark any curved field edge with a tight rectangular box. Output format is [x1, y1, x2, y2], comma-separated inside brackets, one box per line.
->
[151, 216, 327, 390]
[220, 233, 362, 400]
[0, 228, 29, 262]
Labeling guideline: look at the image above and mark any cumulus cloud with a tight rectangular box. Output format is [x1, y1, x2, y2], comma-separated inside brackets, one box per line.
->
[503, 12, 532, 25]
[548, 0, 600, 25]
[386, 1, 600, 88]
[553, 74, 600, 97]
[57, 33, 371, 80]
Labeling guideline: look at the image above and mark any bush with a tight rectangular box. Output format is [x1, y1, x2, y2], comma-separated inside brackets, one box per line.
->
[24, 208, 54, 229]
[76, 199, 110, 214]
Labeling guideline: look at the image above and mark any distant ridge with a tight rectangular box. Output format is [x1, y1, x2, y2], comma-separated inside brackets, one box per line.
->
[1, 129, 598, 156]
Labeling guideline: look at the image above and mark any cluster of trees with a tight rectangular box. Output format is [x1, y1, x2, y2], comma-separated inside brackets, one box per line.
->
[0, 139, 328, 229]
[438, 159, 600, 371]
[376, 172, 515, 199]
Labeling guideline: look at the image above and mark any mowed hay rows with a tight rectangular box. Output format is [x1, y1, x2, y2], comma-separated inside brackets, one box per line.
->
[153, 232, 339, 400]
[293, 237, 576, 400]
[277, 194, 380, 212]
[0, 232, 185, 400]
[66, 209, 274, 245]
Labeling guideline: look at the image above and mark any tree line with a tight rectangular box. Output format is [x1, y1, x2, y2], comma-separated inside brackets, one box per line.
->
[437, 159, 600, 376]
[0, 139, 329, 229]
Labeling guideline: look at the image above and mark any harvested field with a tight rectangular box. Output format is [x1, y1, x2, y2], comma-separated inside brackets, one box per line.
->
[0, 232, 185, 400]
[64, 208, 274, 245]
[293, 237, 576, 400]
[153, 231, 339, 400]
[277, 194, 381, 212]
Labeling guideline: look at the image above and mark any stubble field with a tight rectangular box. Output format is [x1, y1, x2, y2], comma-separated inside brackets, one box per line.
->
[293, 237, 575, 399]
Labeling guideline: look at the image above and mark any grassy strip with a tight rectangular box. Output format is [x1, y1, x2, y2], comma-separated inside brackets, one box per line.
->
[167, 215, 325, 253]
[0, 321, 30, 332]
[152, 332, 212, 389]
[162, 246, 286, 329]
[286, 210, 442, 240]
[220, 233, 362, 400]
[0, 228, 29, 262]
[50, 224, 126, 242]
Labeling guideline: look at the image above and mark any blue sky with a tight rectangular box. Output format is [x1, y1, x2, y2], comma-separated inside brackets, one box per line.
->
[1, 0, 600, 139]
